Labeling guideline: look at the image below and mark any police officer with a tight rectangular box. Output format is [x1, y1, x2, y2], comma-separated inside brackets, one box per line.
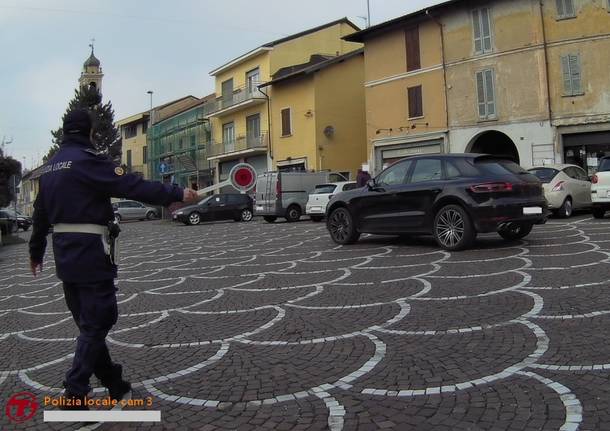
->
[29, 109, 197, 408]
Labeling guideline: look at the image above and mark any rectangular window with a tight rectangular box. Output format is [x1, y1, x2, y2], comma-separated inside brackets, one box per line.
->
[190, 135, 196, 147]
[407, 85, 423, 118]
[124, 124, 137, 139]
[556, 0, 576, 19]
[472, 8, 493, 54]
[476, 69, 497, 120]
[561, 54, 583, 96]
[178, 138, 183, 149]
[221, 78, 233, 103]
[246, 114, 261, 145]
[223, 122, 235, 152]
[281, 108, 292, 136]
[142, 121, 148, 134]
[126, 150, 132, 168]
[405, 26, 420, 72]
[246, 68, 261, 94]
[143, 146, 147, 164]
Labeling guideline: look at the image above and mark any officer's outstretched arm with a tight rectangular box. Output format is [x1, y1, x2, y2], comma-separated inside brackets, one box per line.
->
[83, 158, 184, 206]
[29, 192, 51, 268]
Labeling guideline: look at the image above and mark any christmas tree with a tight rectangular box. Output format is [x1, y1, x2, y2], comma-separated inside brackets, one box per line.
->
[0, 147, 21, 208]
[45, 84, 121, 163]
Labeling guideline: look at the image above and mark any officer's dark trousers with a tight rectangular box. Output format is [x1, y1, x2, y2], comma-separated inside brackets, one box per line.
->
[62, 280, 122, 396]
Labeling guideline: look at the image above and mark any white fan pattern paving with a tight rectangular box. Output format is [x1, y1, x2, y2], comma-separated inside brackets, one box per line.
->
[1, 216, 610, 430]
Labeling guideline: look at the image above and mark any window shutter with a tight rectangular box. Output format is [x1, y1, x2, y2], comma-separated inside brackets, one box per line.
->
[472, 10, 483, 53]
[556, 0, 565, 17]
[481, 8, 492, 52]
[485, 69, 495, 116]
[405, 26, 421, 71]
[564, 0, 575, 17]
[476, 71, 486, 117]
[408, 86, 423, 118]
[569, 54, 582, 94]
[281, 109, 291, 136]
[561, 55, 572, 95]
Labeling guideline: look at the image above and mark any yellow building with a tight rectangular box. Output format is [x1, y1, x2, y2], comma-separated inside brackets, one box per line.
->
[206, 18, 361, 185]
[346, 0, 610, 173]
[259, 49, 366, 178]
[117, 112, 150, 178]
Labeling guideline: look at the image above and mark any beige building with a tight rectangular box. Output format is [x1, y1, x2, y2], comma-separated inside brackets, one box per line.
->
[346, 0, 610, 174]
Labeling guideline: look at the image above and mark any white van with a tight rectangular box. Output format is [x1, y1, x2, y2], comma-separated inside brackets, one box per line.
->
[255, 171, 346, 222]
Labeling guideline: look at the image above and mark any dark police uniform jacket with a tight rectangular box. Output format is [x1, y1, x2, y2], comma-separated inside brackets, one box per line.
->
[29, 135, 183, 283]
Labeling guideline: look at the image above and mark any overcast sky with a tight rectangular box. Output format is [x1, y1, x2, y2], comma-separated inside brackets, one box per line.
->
[0, 0, 439, 169]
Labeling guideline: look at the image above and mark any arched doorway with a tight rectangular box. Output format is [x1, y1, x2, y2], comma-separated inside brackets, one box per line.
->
[467, 131, 520, 164]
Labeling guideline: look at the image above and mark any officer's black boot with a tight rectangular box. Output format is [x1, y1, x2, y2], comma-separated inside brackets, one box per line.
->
[98, 362, 132, 403]
[106, 379, 132, 403]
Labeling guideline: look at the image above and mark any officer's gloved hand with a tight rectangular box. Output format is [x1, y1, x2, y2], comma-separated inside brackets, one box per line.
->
[183, 188, 198, 203]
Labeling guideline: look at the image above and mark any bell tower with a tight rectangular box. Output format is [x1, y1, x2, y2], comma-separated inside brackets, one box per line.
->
[79, 39, 103, 93]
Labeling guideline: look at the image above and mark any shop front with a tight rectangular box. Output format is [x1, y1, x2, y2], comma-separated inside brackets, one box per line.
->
[562, 130, 610, 177]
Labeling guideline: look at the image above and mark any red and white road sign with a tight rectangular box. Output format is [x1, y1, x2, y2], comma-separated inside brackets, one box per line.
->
[229, 163, 257, 192]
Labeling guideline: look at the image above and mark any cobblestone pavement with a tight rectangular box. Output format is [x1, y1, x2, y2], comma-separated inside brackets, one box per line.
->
[1, 215, 610, 430]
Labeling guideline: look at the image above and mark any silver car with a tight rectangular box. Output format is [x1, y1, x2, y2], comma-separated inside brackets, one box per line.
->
[112, 200, 158, 222]
[528, 164, 591, 218]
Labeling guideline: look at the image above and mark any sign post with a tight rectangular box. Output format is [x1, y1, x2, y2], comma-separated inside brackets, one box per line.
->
[196, 163, 257, 197]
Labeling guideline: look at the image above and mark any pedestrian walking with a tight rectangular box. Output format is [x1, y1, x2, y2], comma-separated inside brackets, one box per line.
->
[356, 167, 372, 187]
[28, 109, 197, 409]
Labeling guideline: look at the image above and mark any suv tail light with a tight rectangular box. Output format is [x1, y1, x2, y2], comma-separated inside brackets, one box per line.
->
[551, 181, 565, 192]
[276, 180, 282, 199]
[470, 182, 514, 193]
[592, 174, 598, 184]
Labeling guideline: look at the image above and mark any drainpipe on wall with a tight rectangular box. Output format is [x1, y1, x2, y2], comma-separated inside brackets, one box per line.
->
[539, 1, 553, 123]
[426, 9, 450, 153]
[538, 0, 558, 162]
[258, 86, 273, 164]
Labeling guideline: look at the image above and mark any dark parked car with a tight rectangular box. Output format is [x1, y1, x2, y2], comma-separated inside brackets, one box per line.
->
[326, 154, 549, 251]
[173, 193, 254, 225]
[2, 209, 33, 231]
[0, 210, 18, 235]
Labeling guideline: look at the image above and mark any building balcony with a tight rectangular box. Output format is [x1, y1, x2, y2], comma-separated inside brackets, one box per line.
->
[207, 83, 267, 118]
[207, 132, 269, 161]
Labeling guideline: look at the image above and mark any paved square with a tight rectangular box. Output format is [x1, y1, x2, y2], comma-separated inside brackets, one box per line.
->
[1, 216, 610, 430]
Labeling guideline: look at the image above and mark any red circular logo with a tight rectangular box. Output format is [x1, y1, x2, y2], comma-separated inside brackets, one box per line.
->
[5, 392, 38, 423]
[229, 164, 257, 191]
[234, 168, 254, 187]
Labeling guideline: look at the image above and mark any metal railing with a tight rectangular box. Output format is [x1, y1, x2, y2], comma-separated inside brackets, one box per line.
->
[209, 132, 268, 157]
[209, 82, 267, 113]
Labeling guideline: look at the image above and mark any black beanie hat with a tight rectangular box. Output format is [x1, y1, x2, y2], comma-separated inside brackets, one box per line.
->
[63, 109, 92, 136]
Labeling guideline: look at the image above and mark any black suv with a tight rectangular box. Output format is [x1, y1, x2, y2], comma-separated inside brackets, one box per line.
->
[173, 193, 254, 225]
[326, 154, 548, 250]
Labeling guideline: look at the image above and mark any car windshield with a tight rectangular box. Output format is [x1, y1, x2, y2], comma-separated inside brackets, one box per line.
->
[599, 158, 610, 172]
[314, 184, 337, 194]
[528, 168, 559, 183]
[199, 196, 214, 205]
[476, 159, 529, 176]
